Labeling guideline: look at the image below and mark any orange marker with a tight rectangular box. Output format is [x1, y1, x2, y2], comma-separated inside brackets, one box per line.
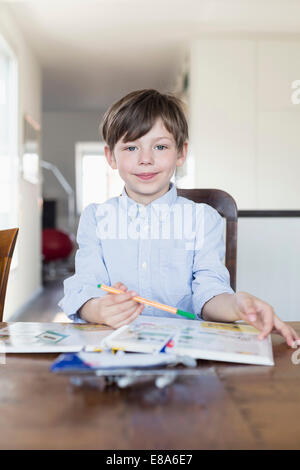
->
[97, 283, 196, 320]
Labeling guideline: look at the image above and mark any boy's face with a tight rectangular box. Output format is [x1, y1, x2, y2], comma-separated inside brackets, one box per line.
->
[104, 118, 188, 205]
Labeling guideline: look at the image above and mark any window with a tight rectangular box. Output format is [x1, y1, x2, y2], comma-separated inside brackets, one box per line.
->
[0, 35, 18, 231]
[75, 142, 124, 214]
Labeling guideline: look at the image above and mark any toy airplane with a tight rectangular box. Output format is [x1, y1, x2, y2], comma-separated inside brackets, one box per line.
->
[50, 350, 197, 389]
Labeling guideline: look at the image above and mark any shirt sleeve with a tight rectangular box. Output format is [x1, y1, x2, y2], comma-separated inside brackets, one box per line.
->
[58, 203, 111, 322]
[192, 203, 234, 319]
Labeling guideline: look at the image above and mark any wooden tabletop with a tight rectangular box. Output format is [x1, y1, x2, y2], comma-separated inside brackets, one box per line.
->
[1, 322, 300, 450]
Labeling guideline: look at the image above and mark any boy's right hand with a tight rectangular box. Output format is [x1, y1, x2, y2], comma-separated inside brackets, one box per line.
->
[79, 282, 144, 328]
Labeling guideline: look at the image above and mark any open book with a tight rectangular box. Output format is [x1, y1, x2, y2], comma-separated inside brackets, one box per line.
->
[103, 315, 274, 366]
[0, 322, 111, 353]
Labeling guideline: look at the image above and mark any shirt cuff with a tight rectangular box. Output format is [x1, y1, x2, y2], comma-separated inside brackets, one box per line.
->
[58, 285, 107, 322]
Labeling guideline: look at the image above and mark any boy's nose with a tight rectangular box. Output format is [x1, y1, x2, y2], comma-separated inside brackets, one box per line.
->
[137, 149, 155, 164]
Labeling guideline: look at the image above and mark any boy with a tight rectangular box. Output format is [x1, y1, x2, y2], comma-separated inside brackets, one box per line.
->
[59, 89, 299, 347]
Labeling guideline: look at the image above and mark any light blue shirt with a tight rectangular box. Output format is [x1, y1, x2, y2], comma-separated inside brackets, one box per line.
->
[58, 182, 234, 322]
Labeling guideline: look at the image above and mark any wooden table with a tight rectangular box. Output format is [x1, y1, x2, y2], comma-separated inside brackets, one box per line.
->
[1, 322, 300, 450]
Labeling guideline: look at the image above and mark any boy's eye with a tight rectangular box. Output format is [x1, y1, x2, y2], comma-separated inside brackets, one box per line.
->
[155, 145, 167, 150]
[124, 145, 167, 151]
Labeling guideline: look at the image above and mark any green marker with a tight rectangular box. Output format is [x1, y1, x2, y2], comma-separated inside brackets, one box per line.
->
[97, 283, 196, 320]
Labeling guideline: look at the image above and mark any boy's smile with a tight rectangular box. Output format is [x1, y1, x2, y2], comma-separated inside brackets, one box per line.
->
[104, 118, 188, 205]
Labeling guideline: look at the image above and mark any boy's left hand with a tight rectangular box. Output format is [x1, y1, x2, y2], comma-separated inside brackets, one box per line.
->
[234, 291, 300, 348]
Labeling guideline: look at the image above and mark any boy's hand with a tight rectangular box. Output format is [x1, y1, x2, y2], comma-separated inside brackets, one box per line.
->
[102, 281, 144, 328]
[234, 291, 300, 347]
[79, 281, 144, 328]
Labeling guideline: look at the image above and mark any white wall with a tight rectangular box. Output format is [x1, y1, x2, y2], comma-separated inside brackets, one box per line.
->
[0, 4, 42, 320]
[237, 217, 300, 321]
[257, 40, 300, 209]
[189, 37, 300, 210]
[42, 111, 104, 228]
[189, 37, 300, 320]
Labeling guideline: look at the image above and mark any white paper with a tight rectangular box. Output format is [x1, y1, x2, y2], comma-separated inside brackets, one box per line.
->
[103, 316, 274, 366]
[0, 322, 111, 353]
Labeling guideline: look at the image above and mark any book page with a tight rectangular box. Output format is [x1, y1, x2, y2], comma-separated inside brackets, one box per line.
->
[0, 322, 112, 353]
[104, 316, 274, 366]
[167, 321, 273, 364]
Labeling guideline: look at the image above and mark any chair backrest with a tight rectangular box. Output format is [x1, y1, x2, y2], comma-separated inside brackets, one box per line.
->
[176, 188, 238, 291]
[0, 228, 19, 321]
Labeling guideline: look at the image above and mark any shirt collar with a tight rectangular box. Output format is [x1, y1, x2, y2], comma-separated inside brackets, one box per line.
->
[119, 182, 177, 220]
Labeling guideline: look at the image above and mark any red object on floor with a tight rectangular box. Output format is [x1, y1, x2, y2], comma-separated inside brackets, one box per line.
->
[42, 229, 73, 261]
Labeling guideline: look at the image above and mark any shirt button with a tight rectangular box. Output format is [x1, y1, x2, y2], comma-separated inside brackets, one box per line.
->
[142, 262, 147, 269]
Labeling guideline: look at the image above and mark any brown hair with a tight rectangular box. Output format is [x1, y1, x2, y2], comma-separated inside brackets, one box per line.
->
[100, 89, 188, 152]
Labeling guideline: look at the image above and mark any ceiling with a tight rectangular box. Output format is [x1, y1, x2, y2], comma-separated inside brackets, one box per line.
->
[5, 0, 300, 111]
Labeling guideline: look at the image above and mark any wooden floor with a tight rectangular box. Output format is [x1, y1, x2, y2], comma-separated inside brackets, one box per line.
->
[10, 280, 71, 323]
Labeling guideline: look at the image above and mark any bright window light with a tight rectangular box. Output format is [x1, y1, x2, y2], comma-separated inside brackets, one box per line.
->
[75, 142, 124, 213]
[22, 152, 39, 184]
[82, 154, 108, 209]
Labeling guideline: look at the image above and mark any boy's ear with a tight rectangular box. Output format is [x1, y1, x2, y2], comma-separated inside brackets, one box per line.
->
[104, 144, 117, 170]
[176, 141, 188, 168]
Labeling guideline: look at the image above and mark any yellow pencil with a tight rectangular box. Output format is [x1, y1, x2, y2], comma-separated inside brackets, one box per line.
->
[97, 283, 196, 319]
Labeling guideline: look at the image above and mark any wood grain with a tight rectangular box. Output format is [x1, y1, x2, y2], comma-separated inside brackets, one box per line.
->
[0, 323, 299, 450]
[0, 228, 18, 321]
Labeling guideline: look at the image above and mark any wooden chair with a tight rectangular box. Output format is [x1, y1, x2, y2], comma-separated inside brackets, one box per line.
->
[0, 228, 19, 321]
[176, 189, 238, 291]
